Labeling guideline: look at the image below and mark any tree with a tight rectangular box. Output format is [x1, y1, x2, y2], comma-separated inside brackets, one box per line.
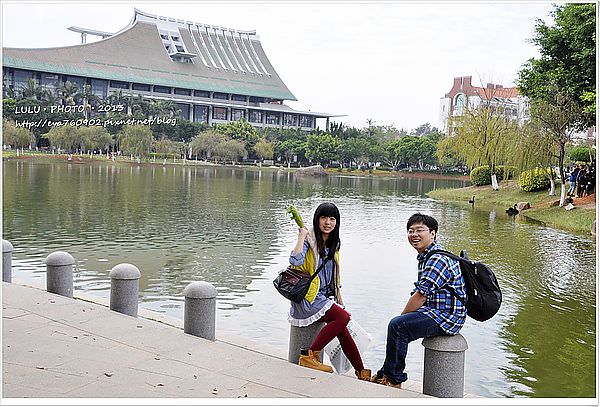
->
[339, 137, 372, 169]
[119, 125, 153, 157]
[254, 138, 274, 163]
[214, 119, 259, 155]
[527, 92, 582, 205]
[45, 125, 83, 152]
[274, 139, 305, 167]
[79, 126, 113, 153]
[152, 138, 179, 157]
[214, 139, 247, 164]
[568, 146, 595, 163]
[305, 133, 340, 167]
[2, 120, 35, 148]
[189, 130, 226, 160]
[517, 3, 596, 130]
[449, 104, 517, 190]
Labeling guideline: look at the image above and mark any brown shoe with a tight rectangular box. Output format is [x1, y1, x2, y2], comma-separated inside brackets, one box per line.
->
[372, 373, 402, 389]
[355, 369, 371, 381]
[298, 350, 333, 373]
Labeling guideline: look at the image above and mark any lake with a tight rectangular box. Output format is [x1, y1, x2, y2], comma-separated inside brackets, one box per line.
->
[2, 159, 596, 397]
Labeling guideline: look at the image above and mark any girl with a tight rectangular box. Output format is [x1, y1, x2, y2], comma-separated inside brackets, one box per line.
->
[288, 202, 370, 381]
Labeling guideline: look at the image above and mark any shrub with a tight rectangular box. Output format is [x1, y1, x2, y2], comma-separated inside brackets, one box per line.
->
[470, 166, 491, 186]
[518, 168, 556, 192]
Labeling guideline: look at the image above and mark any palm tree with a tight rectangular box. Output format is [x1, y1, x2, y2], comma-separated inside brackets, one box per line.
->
[80, 84, 101, 119]
[60, 81, 79, 106]
[19, 78, 44, 100]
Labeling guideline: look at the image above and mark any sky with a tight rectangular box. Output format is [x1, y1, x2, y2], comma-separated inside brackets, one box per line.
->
[1, 1, 557, 131]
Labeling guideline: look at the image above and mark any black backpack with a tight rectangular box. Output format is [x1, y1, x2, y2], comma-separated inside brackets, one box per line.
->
[425, 249, 502, 322]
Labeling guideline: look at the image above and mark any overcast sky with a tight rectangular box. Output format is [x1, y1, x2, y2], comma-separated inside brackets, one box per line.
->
[1, 1, 557, 131]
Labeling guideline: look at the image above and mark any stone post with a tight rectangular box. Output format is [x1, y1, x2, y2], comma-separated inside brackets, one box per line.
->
[2, 240, 13, 283]
[183, 282, 217, 340]
[422, 334, 468, 398]
[44, 251, 75, 298]
[109, 263, 141, 317]
[288, 322, 325, 364]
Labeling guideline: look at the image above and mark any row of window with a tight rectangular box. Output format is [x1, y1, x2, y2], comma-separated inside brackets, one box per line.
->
[180, 104, 313, 126]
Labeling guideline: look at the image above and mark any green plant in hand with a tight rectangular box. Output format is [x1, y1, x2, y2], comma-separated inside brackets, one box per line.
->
[287, 204, 304, 228]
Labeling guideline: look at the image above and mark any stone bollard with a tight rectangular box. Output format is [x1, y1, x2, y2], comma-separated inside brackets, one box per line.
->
[2, 240, 13, 283]
[422, 334, 468, 398]
[109, 263, 141, 317]
[44, 251, 75, 297]
[183, 282, 217, 340]
[288, 322, 325, 364]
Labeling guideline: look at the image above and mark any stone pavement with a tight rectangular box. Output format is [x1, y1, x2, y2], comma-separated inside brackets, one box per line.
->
[2, 282, 431, 400]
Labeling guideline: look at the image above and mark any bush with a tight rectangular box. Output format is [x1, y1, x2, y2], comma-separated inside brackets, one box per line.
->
[470, 166, 491, 185]
[518, 168, 556, 192]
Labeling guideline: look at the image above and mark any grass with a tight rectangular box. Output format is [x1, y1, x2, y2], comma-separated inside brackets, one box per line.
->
[427, 181, 596, 235]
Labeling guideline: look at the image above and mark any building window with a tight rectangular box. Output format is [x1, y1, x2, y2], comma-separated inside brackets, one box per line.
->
[194, 105, 209, 123]
[266, 112, 280, 125]
[249, 110, 263, 123]
[194, 90, 210, 98]
[174, 88, 191, 96]
[231, 94, 246, 102]
[249, 96, 264, 104]
[90, 79, 108, 99]
[176, 103, 190, 120]
[109, 80, 129, 90]
[41, 73, 60, 92]
[212, 107, 227, 120]
[154, 85, 171, 94]
[454, 93, 466, 114]
[132, 83, 151, 92]
[283, 114, 297, 126]
[231, 109, 245, 121]
[213, 92, 228, 100]
[299, 115, 313, 127]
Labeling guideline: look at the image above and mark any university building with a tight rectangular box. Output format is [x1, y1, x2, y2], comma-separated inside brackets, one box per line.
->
[2, 8, 335, 130]
[438, 76, 530, 134]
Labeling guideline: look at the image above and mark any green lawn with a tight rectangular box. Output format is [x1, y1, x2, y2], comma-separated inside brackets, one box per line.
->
[428, 181, 595, 235]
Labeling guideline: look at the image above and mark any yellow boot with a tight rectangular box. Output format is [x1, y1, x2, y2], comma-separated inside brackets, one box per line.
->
[355, 369, 372, 381]
[298, 350, 333, 373]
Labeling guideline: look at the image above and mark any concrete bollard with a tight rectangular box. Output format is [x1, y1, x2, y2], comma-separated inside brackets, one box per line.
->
[288, 322, 325, 364]
[183, 282, 217, 340]
[44, 251, 75, 298]
[422, 334, 468, 398]
[109, 263, 141, 317]
[2, 240, 13, 283]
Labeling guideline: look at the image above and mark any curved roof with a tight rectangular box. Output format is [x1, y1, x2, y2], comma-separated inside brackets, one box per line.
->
[3, 9, 297, 101]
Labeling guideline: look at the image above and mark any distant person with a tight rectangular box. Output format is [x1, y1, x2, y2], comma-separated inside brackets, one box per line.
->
[577, 166, 587, 198]
[371, 213, 466, 388]
[289, 202, 371, 381]
[568, 166, 580, 196]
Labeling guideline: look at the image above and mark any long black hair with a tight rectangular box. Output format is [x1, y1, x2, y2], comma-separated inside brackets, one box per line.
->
[313, 202, 341, 259]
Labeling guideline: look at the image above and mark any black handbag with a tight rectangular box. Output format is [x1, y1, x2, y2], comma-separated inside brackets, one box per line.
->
[273, 258, 329, 303]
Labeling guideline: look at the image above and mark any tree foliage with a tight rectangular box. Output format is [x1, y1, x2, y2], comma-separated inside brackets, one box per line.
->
[305, 133, 340, 166]
[2, 120, 35, 148]
[119, 125, 153, 157]
[517, 3, 596, 129]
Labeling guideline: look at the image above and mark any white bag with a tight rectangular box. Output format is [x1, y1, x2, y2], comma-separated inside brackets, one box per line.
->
[323, 318, 373, 374]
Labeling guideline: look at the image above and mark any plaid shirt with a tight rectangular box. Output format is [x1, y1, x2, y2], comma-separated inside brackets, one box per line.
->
[411, 241, 466, 334]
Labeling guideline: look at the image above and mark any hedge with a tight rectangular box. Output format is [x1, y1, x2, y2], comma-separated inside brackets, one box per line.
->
[518, 168, 556, 192]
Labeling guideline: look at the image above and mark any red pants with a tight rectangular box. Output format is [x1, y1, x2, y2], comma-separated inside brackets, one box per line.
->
[310, 303, 364, 371]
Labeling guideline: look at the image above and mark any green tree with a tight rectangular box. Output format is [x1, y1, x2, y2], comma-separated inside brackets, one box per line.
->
[568, 145, 595, 163]
[274, 139, 305, 167]
[254, 138, 274, 162]
[45, 125, 83, 152]
[2, 120, 35, 148]
[79, 126, 113, 153]
[214, 139, 247, 164]
[189, 130, 226, 160]
[517, 3, 596, 129]
[449, 105, 517, 190]
[339, 137, 372, 169]
[305, 133, 340, 167]
[214, 119, 259, 155]
[119, 125, 153, 158]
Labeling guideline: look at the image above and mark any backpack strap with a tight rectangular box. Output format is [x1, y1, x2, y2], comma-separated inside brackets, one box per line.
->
[423, 249, 467, 305]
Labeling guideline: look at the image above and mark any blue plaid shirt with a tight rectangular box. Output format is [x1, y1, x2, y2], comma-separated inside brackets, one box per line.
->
[411, 241, 466, 334]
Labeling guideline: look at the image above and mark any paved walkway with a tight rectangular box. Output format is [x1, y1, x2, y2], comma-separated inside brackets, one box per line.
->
[3, 282, 431, 399]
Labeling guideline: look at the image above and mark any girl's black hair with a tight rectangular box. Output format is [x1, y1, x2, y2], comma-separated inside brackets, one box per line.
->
[313, 202, 341, 259]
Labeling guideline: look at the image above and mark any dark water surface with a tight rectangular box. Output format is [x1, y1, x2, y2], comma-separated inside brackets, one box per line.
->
[3, 160, 596, 397]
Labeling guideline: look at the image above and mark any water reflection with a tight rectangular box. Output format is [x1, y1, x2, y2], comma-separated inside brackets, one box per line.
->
[2, 160, 595, 398]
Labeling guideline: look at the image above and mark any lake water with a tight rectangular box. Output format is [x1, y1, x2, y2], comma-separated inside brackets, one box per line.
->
[2, 159, 596, 398]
